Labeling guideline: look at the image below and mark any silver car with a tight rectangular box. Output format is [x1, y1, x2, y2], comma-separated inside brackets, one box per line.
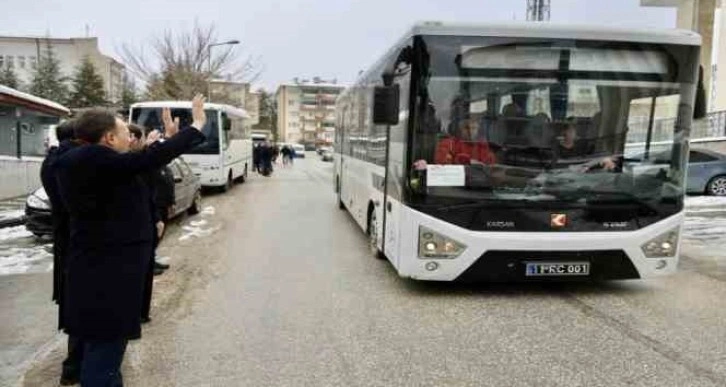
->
[686, 148, 726, 196]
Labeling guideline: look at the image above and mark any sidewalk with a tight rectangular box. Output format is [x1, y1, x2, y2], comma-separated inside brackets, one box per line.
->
[0, 197, 26, 228]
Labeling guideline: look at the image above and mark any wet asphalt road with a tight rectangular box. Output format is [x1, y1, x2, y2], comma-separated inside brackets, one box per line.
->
[11, 155, 726, 386]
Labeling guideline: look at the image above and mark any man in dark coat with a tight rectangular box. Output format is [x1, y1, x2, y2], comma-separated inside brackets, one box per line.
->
[55, 95, 206, 386]
[40, 120, 84, 385]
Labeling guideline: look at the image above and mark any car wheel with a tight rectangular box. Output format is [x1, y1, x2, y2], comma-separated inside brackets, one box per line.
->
[188, 190, 202, 215]
[706, 175, 726, 196]
[367, 210, 385, 260]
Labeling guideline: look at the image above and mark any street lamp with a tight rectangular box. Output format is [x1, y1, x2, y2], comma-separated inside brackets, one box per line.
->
[207, 40, 240, 102]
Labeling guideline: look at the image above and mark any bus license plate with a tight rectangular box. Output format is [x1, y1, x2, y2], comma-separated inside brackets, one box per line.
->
[525, 262, 590, 277]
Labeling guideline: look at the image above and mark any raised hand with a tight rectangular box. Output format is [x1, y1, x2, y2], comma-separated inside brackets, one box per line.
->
[145, 130, 162, 146]
[162, 107, 180, 138]
[191, 94, 207, 131]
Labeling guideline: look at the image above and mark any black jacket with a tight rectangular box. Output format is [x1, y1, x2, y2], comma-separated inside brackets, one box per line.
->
[40, 141, 78, 330]
[55, 128, 204, 340]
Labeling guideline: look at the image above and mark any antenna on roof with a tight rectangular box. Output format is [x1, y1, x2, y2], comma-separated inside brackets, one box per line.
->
[85, 24, 90, 37]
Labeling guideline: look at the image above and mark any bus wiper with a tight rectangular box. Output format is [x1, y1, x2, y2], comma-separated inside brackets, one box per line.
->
[434, 197, 542, 212]
[572, 188, 662, 215]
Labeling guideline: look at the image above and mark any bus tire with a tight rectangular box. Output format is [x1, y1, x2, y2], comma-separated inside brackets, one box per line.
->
[367, 207, 385, 260]
[221, 172, 233, 193]
[337, 177, 345, 210]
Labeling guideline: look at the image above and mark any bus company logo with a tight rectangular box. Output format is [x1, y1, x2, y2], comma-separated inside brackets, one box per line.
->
[550, 214, 567, 228]
[486, 221, 515, 229]
[604, 221, 629, 229]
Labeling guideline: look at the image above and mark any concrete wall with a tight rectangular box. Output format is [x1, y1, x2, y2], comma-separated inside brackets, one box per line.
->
[0, 156, 42, 200]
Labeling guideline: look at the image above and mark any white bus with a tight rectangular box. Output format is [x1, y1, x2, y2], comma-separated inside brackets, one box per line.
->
[334, 22, 706, 281]
[131, 101, 252, 191]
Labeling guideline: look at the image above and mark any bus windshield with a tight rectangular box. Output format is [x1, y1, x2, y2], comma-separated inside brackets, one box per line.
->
[409, 36, 698, 213]
[131, 107, 220, 154]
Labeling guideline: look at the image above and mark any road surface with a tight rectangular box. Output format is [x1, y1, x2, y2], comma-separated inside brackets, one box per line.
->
[10, 154, 726, 387]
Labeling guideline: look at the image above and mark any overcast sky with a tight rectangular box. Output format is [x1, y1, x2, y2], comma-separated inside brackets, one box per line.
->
[0, 0, 676, 90]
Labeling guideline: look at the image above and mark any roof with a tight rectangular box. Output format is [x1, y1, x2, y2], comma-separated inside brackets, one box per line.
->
[130, 100, 249, 119]
[0, 85, 70, 115]
[277, 82, 347, 90]
[408, 21, 701, 46]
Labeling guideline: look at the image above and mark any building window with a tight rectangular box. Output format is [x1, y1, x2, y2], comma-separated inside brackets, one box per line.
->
[18, 56, 25, 69]
[29, 56, 37, 68]
[288, 100, 295, 106]
[6, 56, 13, 68]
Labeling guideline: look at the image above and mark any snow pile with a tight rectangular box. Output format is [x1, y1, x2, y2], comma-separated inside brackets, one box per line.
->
[0, 225, 32, 242]
[0, 244, 53, 276]
[0, 209, 25, 222]
[685, 196, 726, 209]
[179, 206, 219, 241]
[683, 216, 726, 243]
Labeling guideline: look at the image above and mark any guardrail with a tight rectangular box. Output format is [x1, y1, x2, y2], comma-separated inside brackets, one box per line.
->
[627, 110, 726, 143]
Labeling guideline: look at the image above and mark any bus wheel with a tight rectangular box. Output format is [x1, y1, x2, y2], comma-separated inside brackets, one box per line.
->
[337, 177, 345, 209]
[368, 210, 385, 260]
[221, 172, 233, 193]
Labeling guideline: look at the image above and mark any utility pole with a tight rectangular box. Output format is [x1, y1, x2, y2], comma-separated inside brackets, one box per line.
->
[526, 0, 551, 21]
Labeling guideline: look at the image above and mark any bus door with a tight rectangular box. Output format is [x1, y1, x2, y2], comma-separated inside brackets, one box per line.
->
[382, 68, 411, 266]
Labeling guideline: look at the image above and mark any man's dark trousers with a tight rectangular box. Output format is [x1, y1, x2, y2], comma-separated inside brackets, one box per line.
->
[80, 339, 128, 387]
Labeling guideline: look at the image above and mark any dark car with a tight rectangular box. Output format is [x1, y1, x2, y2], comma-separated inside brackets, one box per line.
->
[25, 157, 202, 237]
[25, 187, 52, 237]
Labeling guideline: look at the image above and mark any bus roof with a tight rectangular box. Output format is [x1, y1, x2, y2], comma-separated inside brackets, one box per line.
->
[408, 21, 701, 46]
[130, 100, 249, 119]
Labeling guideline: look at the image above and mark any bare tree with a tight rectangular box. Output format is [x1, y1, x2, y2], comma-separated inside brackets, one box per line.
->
[120, 22, 261, 100]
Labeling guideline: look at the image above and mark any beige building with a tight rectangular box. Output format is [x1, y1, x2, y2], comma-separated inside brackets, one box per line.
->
[0, 36, 125, 104]
[209, 79, 260, 127]
[276, 78, 344, 145]
[642, 0, 726, 111]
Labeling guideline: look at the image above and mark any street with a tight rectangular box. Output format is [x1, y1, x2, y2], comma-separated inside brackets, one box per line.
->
[3, 154, 726, 386]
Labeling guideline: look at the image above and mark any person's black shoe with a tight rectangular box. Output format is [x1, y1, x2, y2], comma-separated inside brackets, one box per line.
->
[154, 261, 170, 270]
[153, 266, 165, 276]
[141, 316, 151, 324]
[59, 372, 80, 386]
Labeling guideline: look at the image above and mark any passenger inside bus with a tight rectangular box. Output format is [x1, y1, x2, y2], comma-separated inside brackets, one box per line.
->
[434, 117, 497, 165]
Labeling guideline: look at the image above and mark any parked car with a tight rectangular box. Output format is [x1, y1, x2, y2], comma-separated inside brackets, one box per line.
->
[292, 144, 306, 158]
[25, 158, 202, 237]
[321, 149, 334, 162]
[25, 188, 52, 237]
[685, 149, 726, 196]
[626, 148, 726, 196]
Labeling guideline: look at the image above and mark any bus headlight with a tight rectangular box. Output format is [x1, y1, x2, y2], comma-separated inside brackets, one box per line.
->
[418, 226, 466, 259]
[641, 229, 679, 258]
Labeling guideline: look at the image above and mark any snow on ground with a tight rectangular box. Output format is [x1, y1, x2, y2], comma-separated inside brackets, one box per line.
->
[0, 209, 25, 223]
[179, 206, 220, 241]
[0, 225, 32, 242]
[685, 195, 726, 210]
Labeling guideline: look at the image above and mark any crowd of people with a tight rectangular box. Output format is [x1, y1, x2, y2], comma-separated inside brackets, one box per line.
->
[41, 95, 207, 386]
[252, 142, 297, 176]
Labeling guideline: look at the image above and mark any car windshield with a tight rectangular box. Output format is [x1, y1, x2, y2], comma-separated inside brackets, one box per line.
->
[131, 107, 220, 154]
[408, 36, 694, 209]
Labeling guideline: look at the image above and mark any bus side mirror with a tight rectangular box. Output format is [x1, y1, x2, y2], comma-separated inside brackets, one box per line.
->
[373, 85, 400, 125]
[693, 65, 707, 119]
[223, 119, 231, 131]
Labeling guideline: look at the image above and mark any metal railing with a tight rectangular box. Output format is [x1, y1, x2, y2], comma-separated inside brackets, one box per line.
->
[627, 110, 726, 143]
